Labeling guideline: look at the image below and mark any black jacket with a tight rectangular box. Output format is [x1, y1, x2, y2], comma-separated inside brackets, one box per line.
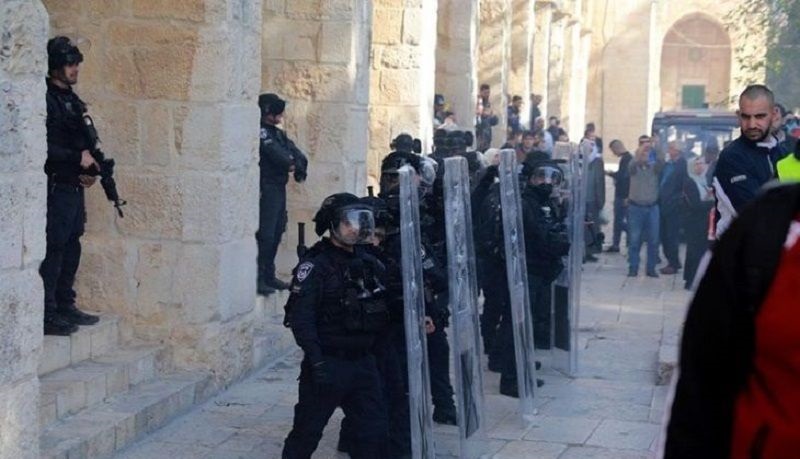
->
[45, 78, 92, 185]
[521, 186, 570, 281]
[259, 123, 308, 185]
[285, 239, 382, 364]
[659, 157, 689, 215]
[610, 152, 633, 199]
[713, 136, 780, 212]
[664, 184, 800, 459]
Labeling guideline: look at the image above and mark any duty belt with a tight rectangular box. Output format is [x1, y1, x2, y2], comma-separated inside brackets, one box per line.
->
[321, 347, 371, 360]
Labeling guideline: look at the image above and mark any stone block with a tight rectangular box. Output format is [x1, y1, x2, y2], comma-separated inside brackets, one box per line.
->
[319, 21, 352, 64]
[115, 174, 183, 239]
[89, 319, 119, 358]
[55, 380, 87, 418]
[141, 104, 173, 166]
[219, 104, 260, 171]
[70, 329, 91, 365]
[175, 245, 221, 325]
[90, 100, 141, 168]
[277, 20, 321, 62]
[218, 239, 257, 322]
[372, 8, 403, 45]
[132, 0, 206, 22]
[379, 45, 420, 69]
[38, 335, 71, 376]
[75, 239, 135, 314]
[402, 8, 423, 45]
[0, 377, 39, 459]
[0, 179, 23, 269]
[135, 242, 182, 309]
[1, 269, 42, 383]
[22, 173, 47, 266]
[378, 69, 421, 105]
[107, 20, 197, 48]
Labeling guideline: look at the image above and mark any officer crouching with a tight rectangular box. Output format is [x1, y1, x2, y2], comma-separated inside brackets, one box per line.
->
[281, 193, 388, 458]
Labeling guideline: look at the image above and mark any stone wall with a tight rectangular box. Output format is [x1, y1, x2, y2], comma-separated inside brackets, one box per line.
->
[435, 0, 479, 134]
[261, 0, 372, 275]
[509, 0, 534, 127]
[0, 2, 48, 458]
[369, 0, 438, 175]
[42, 0, 265, 388]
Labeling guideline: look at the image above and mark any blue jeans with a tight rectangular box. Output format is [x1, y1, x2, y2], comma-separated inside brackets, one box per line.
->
[627, 203, 660, 273]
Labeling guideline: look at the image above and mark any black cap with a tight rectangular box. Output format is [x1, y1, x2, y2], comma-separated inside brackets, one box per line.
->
[259, 93, 286, 115]
[47, 36, 83, 71]
[434, 94, 445, 106]
[381, 151, 421, 175]
[391, 133, 415, 153]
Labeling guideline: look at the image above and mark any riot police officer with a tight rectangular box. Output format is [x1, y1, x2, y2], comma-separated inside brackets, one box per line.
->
[257, 93, 308, 296]
[494, 160, 569, 397]
[40, 36, 101, 336]
[282, 193, 388, 458]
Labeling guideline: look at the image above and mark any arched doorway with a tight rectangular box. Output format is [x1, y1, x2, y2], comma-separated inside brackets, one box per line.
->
[660, 14, 732, 110]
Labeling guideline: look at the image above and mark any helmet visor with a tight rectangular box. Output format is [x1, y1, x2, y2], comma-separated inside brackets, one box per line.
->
[333, 208, 375, 245]
[531, 166, 564, 186]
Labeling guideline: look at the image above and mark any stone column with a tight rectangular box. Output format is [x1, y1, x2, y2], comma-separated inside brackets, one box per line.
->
[478, 0, 512, 147]
[547, 8, 567, 120]
[0, 2, 48, 457]
[532, 0, 554, 120]
[435, 0, 480, 134]
[42, 0, 265, 387]
[509, 0, 535, 127]
[369, 0, 438, 179]
[262, 0, 372, 275]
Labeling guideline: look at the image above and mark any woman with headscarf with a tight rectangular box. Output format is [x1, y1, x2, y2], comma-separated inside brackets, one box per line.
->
[682, 157, 715, 289]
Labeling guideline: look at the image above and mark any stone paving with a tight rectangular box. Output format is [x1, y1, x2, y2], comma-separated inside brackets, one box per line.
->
[115, 249, 690, 459]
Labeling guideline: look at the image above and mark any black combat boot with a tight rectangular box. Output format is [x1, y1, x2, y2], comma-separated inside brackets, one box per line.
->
[44, 312, 79, 336]
[58, 304, 99, 326]
[432, 406, 458, 425]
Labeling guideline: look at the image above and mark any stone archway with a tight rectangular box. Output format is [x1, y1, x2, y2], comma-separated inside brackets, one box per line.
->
[660, 13, 732, 110]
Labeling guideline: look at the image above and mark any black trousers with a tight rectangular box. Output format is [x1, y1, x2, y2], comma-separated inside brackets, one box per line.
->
[39, 184, 85, 314]
[499, 274, 552, 385]
[660, 209, 682, 269]
[427, 311, 455, 413]
[480, 261, 508, 362]
[256, 182, 287, 283]
[283, 355, 387, 459]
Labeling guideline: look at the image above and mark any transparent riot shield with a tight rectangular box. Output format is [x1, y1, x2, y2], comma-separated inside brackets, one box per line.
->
[551, 142, 587, 375]
[398, 165, 436, 459]
[498, 149, 538, 421]
[443, 157, 487, 457]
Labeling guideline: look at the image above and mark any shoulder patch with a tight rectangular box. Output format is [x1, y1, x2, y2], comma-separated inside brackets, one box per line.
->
[730, 174, 747, 184]
[296, 262, 314, 282]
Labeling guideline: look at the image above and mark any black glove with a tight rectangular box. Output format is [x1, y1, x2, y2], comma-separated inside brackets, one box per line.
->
[311, 360, 333, 386]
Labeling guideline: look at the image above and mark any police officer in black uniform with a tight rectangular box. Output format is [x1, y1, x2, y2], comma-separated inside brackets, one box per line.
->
[282, 193, 388, 458]
[257, 93, 308, 296]
[40, 36, 101, 336]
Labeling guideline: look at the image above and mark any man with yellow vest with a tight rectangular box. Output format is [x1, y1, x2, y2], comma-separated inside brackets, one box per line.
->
[777, 142, 800, 182]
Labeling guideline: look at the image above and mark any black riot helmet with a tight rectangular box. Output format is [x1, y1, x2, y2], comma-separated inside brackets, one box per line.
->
[313, 193, 375, 246]
[522, 159, 565, 198]
[448, 130, 467, 154]
[47, 36, 83, 72]
[390, 133, 422, 154]
[379, 151, 437, 196]
[258, 93, 286, 116]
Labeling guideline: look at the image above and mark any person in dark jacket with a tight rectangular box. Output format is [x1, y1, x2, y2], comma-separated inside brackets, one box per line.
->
[496, 160, 570, 397]
[257, 93, 308, 296]
[475, 84, 499, 152]
[712, 85, 782, 238]
[40, 36, 102, 336]
[658, 140, 690, 274]
[681, 157, 714, 290]
[664, 183, 800, 459]
[281, 193, 387, 458]
[606, 140, 633, 252]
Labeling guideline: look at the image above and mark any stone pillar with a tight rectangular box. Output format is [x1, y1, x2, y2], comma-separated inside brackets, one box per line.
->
[532, 1, 554, 120]
[478, 0, 512, 147]
[564, 1, 585, 138]
[369, 0, 438, 179]
[43, 0, 265, 387]
[547, 8, 567, 120]
[435, 0, 480, 134]
[262, 0, 372, 275]
[509, 0, 535, 127]
[0, 2, 48, 457]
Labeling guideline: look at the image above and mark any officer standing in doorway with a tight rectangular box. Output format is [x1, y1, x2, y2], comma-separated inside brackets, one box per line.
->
[40, 36, 101, 336]
[257, 93, 308, 296]
[281, 193, 388, 458]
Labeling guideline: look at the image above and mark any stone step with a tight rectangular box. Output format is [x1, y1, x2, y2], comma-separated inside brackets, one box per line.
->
[252, 324, 296, 370]
[40, 372, 210, 459]
[38, 314, 120, 376]
[39, 344, 163, 429]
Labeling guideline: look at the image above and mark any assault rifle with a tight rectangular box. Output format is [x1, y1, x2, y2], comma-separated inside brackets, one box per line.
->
[82, 115, 127, 218]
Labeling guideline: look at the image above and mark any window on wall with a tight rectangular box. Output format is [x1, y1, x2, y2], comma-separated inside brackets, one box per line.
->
[682, 85, 706, 109]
